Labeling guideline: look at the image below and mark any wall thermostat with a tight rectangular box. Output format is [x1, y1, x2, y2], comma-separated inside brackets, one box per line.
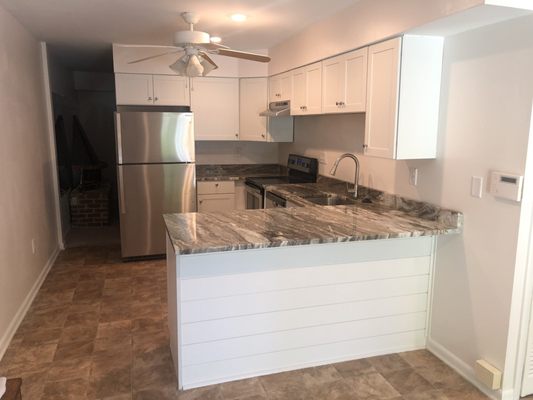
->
[489, 171, 524, 202]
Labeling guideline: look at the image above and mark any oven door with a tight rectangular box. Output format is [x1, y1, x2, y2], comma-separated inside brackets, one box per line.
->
[245, 183, 264, 209]
[265, 192, 286, 209]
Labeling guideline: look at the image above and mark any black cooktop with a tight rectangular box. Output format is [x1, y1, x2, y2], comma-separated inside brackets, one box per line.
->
[245, 154, 319, 189]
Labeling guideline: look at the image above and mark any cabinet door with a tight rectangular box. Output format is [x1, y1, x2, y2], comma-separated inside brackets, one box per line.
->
[291, 63, 322, 115]
[197, 194, 235, 212]
[343, 47, 368, 113]
[269, 75, 282, 102]
[322, 56, 344, 113]
[240, 78, 268, 141]
[305, 62, 322, 115]
[364, 37, 401, 158]
[291, 67, 307, 115]
[191, 77, 239, 141]
[280, 72, 293, 101]
[153, 75, 190, 106]
[115, 73, 153, 105]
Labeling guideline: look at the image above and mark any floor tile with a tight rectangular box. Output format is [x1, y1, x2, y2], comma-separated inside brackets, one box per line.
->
[0, 245, 493, 400]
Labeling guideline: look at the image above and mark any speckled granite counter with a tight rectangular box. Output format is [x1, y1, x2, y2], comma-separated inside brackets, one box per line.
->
[196, 164, 286, 181]
[164, 177, 462, 255]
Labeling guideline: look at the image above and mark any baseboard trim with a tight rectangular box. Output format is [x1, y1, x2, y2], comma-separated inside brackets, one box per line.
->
[0, 247, 60, 360]
[427, 337, 502, 400]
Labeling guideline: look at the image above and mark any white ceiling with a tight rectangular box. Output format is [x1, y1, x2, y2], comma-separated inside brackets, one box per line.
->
[0, 0, 361, 71]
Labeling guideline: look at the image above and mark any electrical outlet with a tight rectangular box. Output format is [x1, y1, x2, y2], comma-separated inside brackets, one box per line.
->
[409, 168, 419, 186]
[31, 239, 36, 255]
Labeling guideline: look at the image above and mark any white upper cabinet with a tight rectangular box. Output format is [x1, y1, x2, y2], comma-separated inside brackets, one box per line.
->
[239, 78, 268, 141]
[116, 73, 190, 106]
[115, 73, 153, 105]
[152, 75, 190, 106]
[191, 77, 239, 141]
[364, 36, 443, 160]
[291, 62, 322, 115]
[322, 47, 368, 114]
[269, 72, 292, 102]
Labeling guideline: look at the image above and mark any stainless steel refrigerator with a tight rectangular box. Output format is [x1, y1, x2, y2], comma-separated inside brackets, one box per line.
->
[115, 106, 196, 258]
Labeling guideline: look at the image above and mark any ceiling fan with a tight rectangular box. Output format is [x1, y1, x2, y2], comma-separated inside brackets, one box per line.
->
[127, 12, 271, 77]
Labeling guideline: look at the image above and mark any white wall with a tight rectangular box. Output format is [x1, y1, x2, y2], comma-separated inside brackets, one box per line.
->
[196, 141, 279, 165]
[420, 16, 533, 395]
[280, 13, 533, 397]
[268, 0, 483, 74]
[0, 5, 59, 356]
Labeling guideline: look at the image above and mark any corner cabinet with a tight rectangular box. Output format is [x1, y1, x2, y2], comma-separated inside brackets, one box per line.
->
[191, 77, 240, 141]
[364, 36, 444, 160]
[291, 62, 323, 115]
[322, 47, 367, 114]
[115, 73, 190, 106]
[239, 78, 268, 141]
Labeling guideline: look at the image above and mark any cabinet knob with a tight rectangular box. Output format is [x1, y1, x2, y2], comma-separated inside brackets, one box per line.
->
[261, 134, 265, 138]
[335, 102, 339, 106]
[154, 97, 158, 101]
[199, 200, 203, 204]
[215, 183, 219, 187]
[148, 97, 152, 101]
[339, 101, 345, 106]
[362, 144, 368, 149]
[235, 133, 239, 138]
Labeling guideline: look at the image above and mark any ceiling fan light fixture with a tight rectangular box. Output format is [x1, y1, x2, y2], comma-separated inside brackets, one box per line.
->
[210, 36, 222, 43]
[230, 13, 247, 22]
[186, 54, 204, 77]
[199, 56, 217, 76]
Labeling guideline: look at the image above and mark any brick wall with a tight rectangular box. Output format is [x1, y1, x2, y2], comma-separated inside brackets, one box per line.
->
[70, 184, 110, 227]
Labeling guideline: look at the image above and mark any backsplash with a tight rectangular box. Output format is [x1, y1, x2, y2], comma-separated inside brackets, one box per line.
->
[195, 141, 280, 165]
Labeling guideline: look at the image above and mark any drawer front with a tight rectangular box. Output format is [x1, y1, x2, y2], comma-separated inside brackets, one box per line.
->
[197, 180, 235, 195]
[197, 194, 235, 212]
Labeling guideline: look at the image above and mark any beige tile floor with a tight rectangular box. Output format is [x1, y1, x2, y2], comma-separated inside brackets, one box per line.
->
[0, 245, 493, 399]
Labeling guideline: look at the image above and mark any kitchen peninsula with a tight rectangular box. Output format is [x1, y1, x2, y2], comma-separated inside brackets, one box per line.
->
[164, 183, 462, 390]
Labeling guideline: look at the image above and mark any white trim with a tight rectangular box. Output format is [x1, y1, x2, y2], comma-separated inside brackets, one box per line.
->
[425, 237, 438, 341]
[503, 101, 533, 400]
[427, 338, 500, 400]
[40, 42, 65, 250]
[0, 247, 59, 359]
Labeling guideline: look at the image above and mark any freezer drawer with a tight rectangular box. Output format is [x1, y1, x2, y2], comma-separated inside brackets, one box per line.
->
[117, 163, 196, 258]
[116, 111, 194, 164]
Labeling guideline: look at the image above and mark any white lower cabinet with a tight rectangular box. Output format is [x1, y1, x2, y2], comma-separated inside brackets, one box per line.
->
[197, 181, 236, 212]
[191, 77, 240, 141]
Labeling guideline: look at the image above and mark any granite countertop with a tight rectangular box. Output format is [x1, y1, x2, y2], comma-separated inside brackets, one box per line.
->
[164, 176, 462, 255]
[196, 164, 286, 181]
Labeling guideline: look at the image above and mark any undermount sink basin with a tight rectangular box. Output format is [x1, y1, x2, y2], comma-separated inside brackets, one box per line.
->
[305, 195, 359, 206]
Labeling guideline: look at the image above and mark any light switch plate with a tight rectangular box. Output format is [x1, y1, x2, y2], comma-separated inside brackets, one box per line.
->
[471, 176, 483, 198]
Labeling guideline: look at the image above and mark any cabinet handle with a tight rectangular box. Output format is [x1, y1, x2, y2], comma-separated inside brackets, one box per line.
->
[148, 96, 152, 101]
[335, 102, 339, 106]
[339, 101, 345, 107]
[154, 97, 158, 101]
[261, 134, 265, 138]
[362, 144, 368, 150]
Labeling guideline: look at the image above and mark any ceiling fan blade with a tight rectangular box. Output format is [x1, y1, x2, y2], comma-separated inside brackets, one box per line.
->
[128, 50, 182, 64]
[201, 42, 230, 50]
[119, 44, 182, 49]
[198, 52, 218, 69]
[216, 49, 271, 63]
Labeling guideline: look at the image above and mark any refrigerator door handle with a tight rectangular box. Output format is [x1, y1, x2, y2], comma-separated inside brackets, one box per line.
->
[118, 167, 126, 214]
[115, 112, 123, 164]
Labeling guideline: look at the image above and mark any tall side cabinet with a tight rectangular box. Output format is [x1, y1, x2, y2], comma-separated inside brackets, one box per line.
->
[364, 36, 444, 160]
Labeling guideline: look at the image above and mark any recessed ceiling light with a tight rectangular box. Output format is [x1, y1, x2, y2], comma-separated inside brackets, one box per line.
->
[210, 36, 222, 43]
[230, 13, 247, 22]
